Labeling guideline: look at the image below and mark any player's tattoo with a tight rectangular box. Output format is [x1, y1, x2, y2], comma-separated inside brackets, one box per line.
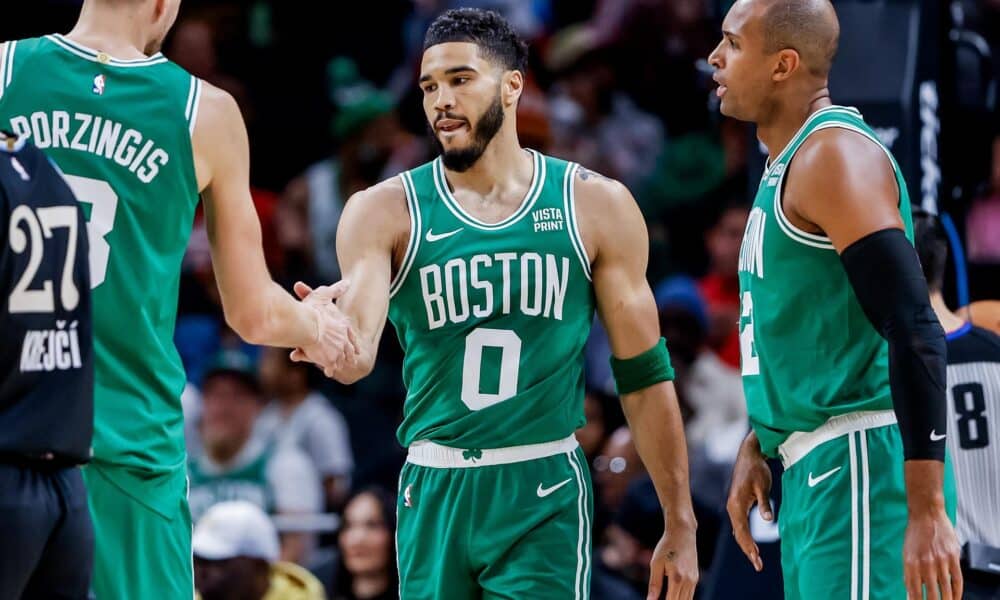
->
[666, 550, 677, 561]
[577, 167, 612, 182]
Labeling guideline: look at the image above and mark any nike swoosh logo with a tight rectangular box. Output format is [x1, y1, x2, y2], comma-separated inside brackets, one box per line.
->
[537, 478, 573, 498]
[930, 430, 947, 442]
[807, 466, 842, 488]
[425, 228, 463, 243]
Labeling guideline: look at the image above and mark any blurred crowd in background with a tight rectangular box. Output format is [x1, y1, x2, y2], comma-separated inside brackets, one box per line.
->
[10, 0, 1000, 598]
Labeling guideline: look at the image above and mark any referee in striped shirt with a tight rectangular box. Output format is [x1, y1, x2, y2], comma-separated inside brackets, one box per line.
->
[915, 213, 1000, 598]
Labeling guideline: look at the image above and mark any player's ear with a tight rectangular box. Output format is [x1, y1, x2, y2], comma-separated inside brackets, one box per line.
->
[502, 69, 524, 108]
[772, 49, 801, 83]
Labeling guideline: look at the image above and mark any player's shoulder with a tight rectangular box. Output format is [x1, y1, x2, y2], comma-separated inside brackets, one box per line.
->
[793, 125, 890, 182]
[571, 165, 636, 222]
[345, 175, 409, 216]
[568, 164, 645, 260]
[192, 81, 242, 134]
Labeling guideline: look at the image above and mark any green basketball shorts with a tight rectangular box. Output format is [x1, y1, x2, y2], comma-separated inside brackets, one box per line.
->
[83, 462, 193, 600]
[777, 410, 957, 600]
[396, 435, 593, 599]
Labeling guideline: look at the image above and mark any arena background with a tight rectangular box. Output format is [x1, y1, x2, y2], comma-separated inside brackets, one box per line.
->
[4, 1, 999, 599]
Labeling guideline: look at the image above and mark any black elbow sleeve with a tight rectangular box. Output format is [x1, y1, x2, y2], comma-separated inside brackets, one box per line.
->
[840, 228, 947, 461]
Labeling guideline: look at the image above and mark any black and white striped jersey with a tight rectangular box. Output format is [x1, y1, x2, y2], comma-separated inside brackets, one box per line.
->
[945, 323, 1000, 547]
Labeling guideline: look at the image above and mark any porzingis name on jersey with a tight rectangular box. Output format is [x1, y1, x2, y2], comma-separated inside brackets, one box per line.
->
[419, 251, 570, 330]
[7, 111, 169, 183]
[19, 320, 84, 373]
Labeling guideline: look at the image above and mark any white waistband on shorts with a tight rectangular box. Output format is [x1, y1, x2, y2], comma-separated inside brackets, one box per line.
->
[778, 410, 896, 469]
[406, 434, 579, 468]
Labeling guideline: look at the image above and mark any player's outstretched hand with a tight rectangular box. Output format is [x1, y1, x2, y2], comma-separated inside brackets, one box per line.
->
[647, 523, 698, 600]
[903, 505, 963, 600]
[725, 432, 772, 573]
[290, 280, 359, 378]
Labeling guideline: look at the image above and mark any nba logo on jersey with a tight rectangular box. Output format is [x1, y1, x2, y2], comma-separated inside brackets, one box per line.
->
[92, 74, 105, 96]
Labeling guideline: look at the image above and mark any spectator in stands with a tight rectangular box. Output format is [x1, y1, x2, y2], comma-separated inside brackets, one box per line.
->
[593, 427, 644, 517]
[257, 346, 354, 510]
[698, 201, 748, 370]
[328, 487, 399, 600]
[188, 350, 323, 564]
[577, 390, 610, 462]
[547, 47, 664, 190]
[280, 57, 426, 284]
[193, 501, 325, 600]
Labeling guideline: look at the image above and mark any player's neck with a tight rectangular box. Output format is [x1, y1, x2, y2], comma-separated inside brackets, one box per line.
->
[66, 3, 152, 61]
[931, 291, 967, 334]
[441, 131, 531, 198]
[758, 90, 833, 164]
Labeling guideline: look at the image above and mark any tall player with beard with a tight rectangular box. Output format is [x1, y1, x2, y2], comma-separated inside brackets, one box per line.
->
[0, 0, 356, 597]
[293, 9, 699, 600]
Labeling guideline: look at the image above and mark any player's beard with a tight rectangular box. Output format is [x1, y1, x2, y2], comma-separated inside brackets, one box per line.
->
[431, 90, 505, 173]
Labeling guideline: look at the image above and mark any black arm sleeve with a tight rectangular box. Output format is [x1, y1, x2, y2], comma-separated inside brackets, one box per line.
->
[840, 228, 947, 461]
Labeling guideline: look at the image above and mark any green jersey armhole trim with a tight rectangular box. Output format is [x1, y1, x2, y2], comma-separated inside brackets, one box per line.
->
[431, 149, 545, 230]
[185, 76, 203, 135]
[563, 163, 593, 280]
[764, 105, 861, 175]
[0, 41, 15, 100]
[772, 157, 837, 250]
[389, 170, 421, 298]
[46, 34, 167, 67]
[774, 120, 903, 250]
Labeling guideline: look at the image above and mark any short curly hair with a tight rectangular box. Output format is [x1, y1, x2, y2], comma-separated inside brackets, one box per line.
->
[423, 8, 528, 74]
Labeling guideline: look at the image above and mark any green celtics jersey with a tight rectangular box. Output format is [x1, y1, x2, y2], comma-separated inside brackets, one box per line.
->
[738, 105, 914, 457]
[188, 445, 273, 523]
[388, 150, 595, 450]
[0, 36, 201, 473]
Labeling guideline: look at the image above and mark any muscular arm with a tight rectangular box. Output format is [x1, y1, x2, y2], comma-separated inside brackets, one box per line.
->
[576, 170, 697, 554]
[323, 179, 410, 384]
[786, 130, 960, 598]
[193, 84, 318, 348]
[786, 130, 946, 465]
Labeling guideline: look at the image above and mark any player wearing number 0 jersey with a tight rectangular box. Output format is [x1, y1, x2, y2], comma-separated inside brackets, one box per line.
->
[389, 149, 593, 449]
[713, 1, 962, 599]
[0, 1, 356, 597]
[303, 9, 699, 600]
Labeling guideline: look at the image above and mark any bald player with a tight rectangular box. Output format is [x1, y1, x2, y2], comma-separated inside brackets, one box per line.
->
[710, 1, 963, 599]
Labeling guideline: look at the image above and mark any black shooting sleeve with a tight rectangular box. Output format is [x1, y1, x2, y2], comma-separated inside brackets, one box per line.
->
[839, 228, 947, 461]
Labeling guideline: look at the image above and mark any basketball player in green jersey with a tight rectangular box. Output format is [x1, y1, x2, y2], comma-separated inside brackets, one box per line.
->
[0, 1, 356, 597]
[707, 1, 963, 598]
[292, 9, 697, 600]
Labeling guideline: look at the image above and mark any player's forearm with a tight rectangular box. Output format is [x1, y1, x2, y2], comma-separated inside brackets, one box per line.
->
[226, 281, 317, 348]
[326, 341, 375, 385]
[840, 229, 948, 461]
[621, 382, 697, 528]
[904, 460, 947, 516]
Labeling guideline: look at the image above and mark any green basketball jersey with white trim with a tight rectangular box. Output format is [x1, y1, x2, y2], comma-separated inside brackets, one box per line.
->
[0, 36, 201, 474]
[188, 446, 274, 523]
[389, 150, 595, 450]
[737, 106, 914, 457]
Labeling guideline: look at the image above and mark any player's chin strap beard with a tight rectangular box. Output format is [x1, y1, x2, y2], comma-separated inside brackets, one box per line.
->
[430, 91, 505, 173]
